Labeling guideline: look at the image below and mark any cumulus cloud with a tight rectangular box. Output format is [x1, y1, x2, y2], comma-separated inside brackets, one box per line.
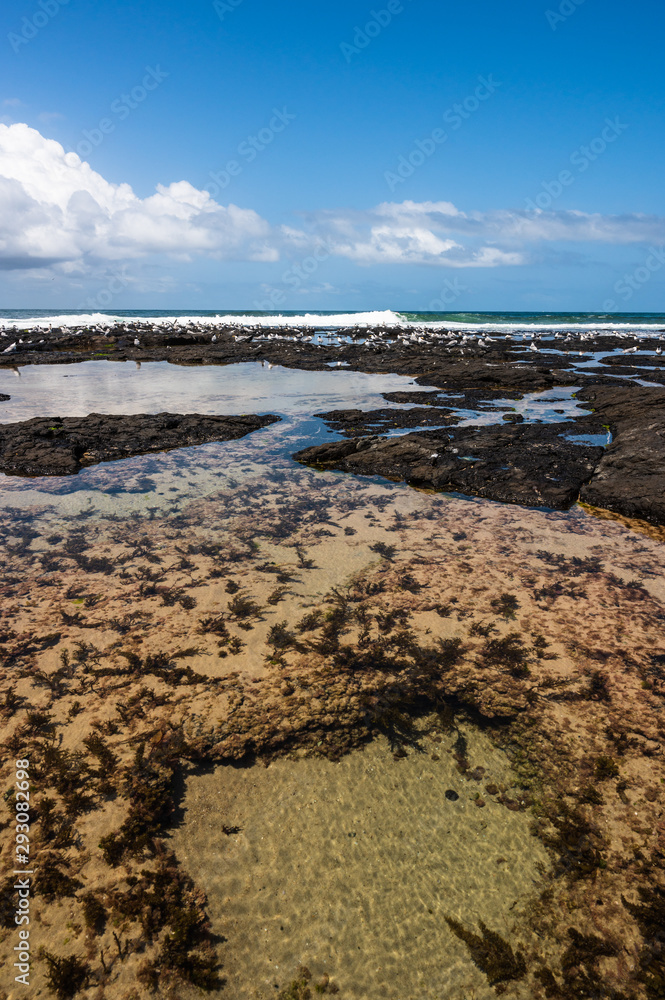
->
[0, 123, 277, 270]
[2, 124, 664, 278]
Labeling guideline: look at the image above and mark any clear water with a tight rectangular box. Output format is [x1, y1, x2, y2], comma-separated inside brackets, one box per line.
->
[0, 356, 663, 1000]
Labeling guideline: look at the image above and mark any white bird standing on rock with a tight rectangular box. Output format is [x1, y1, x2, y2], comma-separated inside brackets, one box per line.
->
[2, 342, 17, 354]
[133, 338, 140, 347]
[530, 342, 539, 352]
[211, 334, 217, 343]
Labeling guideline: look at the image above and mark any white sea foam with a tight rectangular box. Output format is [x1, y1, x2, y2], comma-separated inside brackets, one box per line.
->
[1, 309, 664, 337]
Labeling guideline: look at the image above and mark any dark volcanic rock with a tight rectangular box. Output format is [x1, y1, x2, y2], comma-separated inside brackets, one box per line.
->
[315, 406, 460, 437]
[411, 360, 574, 392]
[578, 386, 665, 525]
[294, 420, 604, 510]
[382, 389, 524, 406]
[0, 412, 281, 477]
[599, 354, 665, 368]
[3, 321, 663, 522]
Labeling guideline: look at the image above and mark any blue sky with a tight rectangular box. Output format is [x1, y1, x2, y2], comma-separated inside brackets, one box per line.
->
[1, 0, 664, 311]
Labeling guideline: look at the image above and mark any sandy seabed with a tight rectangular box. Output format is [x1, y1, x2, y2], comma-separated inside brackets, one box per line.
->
[0, 438, 664, 1000]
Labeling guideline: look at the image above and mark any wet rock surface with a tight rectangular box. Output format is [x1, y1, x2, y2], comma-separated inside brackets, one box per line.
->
[315, 405, 460, 436]
[295, 419, 605, 511]
[0, 411, 281, 477]
[2, 321, 664, 523]
[297, 379, 665, 524]
[578, 386, 665, 525]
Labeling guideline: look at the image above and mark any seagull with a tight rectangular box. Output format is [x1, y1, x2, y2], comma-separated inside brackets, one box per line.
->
[2, 342, 16, 354]
[211, 334, 217, 343]
[622, 346, 638, 354]
[530, 342, 539, 352]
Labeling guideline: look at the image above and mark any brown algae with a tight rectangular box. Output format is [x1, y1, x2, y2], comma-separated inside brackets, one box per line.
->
[0, 439, 663, 998]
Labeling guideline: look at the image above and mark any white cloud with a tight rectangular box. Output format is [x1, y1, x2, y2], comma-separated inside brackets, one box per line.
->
[302, 201, 665, 268]
[2, 124, 664, 279]
[0, 123, 277, 270]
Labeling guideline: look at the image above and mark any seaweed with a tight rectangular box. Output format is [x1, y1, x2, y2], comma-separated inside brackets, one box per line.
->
[397, 571, 421, 592]
[83, 732, 119, 772]
[257, 561, 295, 583]
[490, 592, 520, 618]
[118, 855, 224, 989]
[291, 547, 314, 570]
[594, 755, 620, 781]
[278, 966, 339, 999]
[586, 670, 611, 702]
[72, 553, 114, 574]
[469, 620, 498, 637]
[478, 632, 529, 676]
[99, 744, 175, 864]
[375, 609, 410, 635]
[64, 533, 87, 555]
[544, 805, 606, 880]
[160, 587, 197, 610]
[297, 610, 324, 633]
[38, 798, 77, 849]
[80, 891, 107, 934]
[534, 581, 587, 602]
[579, 785, 604, 806]
[199, 613, 230, 639]
[369, 541, 396, 560]
[621, 886, 665, 998]
[267, 621, 297, 653]
[34, 854, 82, 900]
[25, 710, 55, 734]
[535, 551, 603, 576]
[444, 916, 526, 985]
[561, 927, 617, 971]
[42, 951, 90, 999]
[228, 593, 262, 621]
[436, 637, 465, 670]
[1, 687, 21, 714]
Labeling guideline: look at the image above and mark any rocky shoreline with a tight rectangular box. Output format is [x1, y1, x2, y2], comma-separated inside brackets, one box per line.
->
[1, 321, 664, 524]
[295, 384, 665, 526]
[0, 412, 280, 477]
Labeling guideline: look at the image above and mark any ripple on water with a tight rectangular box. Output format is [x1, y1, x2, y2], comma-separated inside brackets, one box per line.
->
[170, 722, 549, 1000]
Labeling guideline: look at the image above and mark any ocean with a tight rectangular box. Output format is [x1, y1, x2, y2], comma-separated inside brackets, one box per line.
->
[1, 308, 665, 335]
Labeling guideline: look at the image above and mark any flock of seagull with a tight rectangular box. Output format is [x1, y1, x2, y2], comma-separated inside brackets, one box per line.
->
[0, 319, 664, 357]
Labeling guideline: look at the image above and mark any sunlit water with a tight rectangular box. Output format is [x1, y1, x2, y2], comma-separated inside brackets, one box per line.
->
[0, 359, 663, 1000]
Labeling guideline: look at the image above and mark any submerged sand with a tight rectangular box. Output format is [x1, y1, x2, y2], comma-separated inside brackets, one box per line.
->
[171, 723, 549, 1000]
[0, 438, 663, 999]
